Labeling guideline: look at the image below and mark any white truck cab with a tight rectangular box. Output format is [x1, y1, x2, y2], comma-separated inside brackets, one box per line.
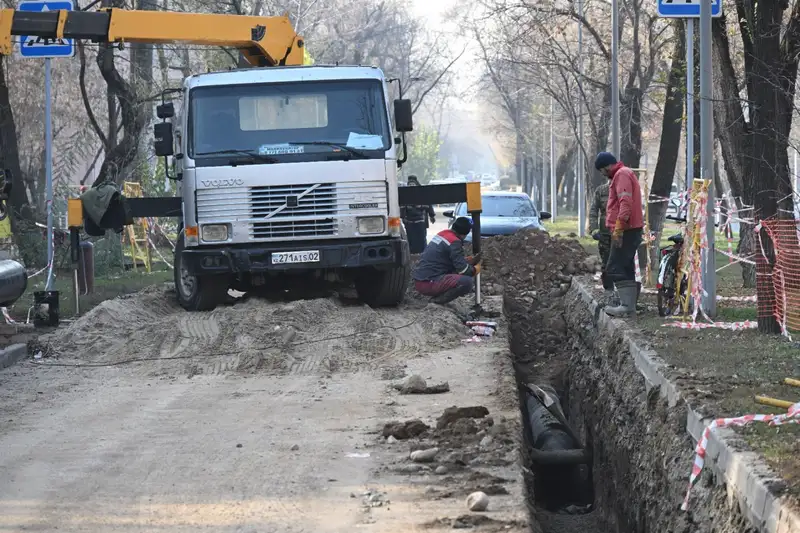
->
[154, 65, 414, 311]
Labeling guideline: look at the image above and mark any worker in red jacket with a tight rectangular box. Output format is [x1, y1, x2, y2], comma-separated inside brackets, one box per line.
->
[595, 152, 643, 317]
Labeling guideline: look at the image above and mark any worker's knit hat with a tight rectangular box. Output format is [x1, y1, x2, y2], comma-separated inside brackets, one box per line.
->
[452, 217, 473, 236]
[594, 152, 618, 170]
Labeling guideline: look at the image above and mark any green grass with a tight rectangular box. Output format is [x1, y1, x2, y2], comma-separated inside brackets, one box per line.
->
[11, 266, 173, 320]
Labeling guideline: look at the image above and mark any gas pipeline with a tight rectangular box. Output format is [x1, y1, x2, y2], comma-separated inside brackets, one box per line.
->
[0, 260, 28, 308]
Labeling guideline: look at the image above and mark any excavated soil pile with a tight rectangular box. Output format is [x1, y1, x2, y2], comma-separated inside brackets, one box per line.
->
[36, 285, 469, 376]
[477, 230, 598, 383]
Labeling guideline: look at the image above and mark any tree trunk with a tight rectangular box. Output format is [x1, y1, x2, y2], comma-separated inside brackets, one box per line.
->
[649, 20, 686, 272]
[620, 87, 643, 169]
[747, 2, 797, 333]
[711, 12, 753, 286]
[129, 0, 157, 185]
[0, 57, 29, 230]
[589, 82, 612, 192]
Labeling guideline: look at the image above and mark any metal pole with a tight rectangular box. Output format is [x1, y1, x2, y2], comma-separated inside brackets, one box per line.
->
[611, 0, 621, 157]
[686, 19, 695, 191]
[541, 114, 546, 210]
[45, 58, 55, 292]
[550, 97, 557, 220]
[577, 0, 586, 236]
[700, 0, 716, 316]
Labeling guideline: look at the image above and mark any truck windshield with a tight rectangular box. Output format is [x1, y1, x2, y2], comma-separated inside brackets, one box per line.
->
[188, 79, 390, 163]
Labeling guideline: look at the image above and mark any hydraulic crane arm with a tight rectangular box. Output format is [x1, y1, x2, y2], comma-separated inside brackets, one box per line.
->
[0, 8, 305, 66]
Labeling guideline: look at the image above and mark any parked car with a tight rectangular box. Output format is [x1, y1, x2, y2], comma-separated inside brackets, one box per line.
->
[443, 192, 551, 242]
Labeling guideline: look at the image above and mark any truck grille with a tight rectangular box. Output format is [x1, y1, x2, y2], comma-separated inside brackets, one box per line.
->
[195, 181, 386, 241]
[249, 183, 337, 238]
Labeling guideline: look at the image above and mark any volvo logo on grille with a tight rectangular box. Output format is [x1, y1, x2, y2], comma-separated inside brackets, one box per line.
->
[201, 179, 244, 188]
[286, 195, 299, 208]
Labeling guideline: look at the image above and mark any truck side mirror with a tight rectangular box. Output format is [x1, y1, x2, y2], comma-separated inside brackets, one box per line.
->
[154, 122, 174, 157]
[394, 99, 413, 132]
[157, 102, 175, 119]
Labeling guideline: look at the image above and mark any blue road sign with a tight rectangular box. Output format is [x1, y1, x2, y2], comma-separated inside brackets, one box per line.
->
[657, 0, 722, 18]
[18, 0, 75, 58]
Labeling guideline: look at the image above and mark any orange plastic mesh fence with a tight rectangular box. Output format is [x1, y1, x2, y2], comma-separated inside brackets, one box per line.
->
[757, 219, 800, 335]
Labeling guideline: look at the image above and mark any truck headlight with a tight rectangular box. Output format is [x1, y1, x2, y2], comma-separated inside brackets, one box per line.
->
[357, 216, 385, 235]
[201, 224, 229, 242]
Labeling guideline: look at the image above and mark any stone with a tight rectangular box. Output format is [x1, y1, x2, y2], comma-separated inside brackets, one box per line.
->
[410, 447, 439, 463]
[466, 491, 489, 512]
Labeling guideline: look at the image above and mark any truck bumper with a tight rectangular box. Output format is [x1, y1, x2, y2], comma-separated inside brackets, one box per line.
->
[182, 238, 409, 275]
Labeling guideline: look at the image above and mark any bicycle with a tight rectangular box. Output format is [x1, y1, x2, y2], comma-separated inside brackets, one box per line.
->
[656, 215, 689, 317]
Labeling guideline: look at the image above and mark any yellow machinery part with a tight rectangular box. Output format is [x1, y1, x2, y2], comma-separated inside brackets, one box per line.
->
[0, 8, 304, 66]
[465, 181, 482, 212]
[67, 198, 83, 229]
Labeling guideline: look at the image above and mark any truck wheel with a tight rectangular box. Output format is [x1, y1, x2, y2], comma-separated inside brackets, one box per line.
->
[355, 262, 410, 307]
[173, 231, 229, 312]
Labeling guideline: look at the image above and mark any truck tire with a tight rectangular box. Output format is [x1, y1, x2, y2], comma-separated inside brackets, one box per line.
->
[355, 261, 410, 307]
[173, 231, 229, 312]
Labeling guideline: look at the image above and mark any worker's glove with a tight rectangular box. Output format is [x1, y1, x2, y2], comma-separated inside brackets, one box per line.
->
[591, 230, 600, 241]
[430, 216, 436, 224]
[466, 252, 482, 266]
[611, 221, 624, 248]
[473, 264, 482, 276]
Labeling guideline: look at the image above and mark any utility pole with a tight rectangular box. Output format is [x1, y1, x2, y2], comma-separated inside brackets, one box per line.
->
[686, 19, 694, 191]
[550, 97, 557, 220]
[611, 0, 621, 157]
[700, 0, 716, 316]
[577, 0, 586, 236]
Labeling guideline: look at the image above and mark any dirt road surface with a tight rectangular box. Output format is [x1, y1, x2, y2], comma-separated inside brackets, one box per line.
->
[0, 289, 527, 532]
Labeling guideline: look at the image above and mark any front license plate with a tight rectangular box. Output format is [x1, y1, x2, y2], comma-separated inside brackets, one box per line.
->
[271, 250, 321, 264]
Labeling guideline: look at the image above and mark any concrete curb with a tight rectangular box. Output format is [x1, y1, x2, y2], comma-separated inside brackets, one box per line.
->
[0, 343, 27, 370]
[571, 279, 800, 533]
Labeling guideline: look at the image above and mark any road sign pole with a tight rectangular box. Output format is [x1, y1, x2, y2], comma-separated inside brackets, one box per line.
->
[700, 0, 716, 316]
[44, 57, 55, 291]
[686, 18, 694, 191]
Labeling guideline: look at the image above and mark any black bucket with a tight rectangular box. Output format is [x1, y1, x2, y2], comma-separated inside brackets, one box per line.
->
[33, 290, 59, 328]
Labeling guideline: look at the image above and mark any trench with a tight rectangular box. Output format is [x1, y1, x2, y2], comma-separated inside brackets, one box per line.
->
[504, 281, 753, 533]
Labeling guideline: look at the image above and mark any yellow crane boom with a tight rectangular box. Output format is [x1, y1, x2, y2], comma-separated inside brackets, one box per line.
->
[0, 8, 305, 66]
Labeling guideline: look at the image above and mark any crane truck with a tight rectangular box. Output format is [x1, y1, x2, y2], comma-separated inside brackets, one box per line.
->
[0, 7, 484, 314]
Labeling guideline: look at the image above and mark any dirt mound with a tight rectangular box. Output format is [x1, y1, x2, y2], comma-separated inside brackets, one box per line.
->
[38, 285, 469, 376]
[476, 230, 596, 297]
[476, 230, 596, 384]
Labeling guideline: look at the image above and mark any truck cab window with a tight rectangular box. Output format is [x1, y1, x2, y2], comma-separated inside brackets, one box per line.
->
[188, 79, 390, 163]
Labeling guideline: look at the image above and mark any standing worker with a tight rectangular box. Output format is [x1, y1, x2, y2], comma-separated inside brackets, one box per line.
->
[594, 152, 643, 317]
[412, 217, 481, 304]
[401, 175, 436, 254]
[589, 180, 614, 305]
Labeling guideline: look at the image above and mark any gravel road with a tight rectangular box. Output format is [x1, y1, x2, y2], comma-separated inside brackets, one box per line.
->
[0, 290, 527, 532]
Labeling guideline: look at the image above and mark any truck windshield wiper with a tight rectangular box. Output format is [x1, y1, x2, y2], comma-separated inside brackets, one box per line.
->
[287, 141, 370, 159]
[194, 149, 279, 164]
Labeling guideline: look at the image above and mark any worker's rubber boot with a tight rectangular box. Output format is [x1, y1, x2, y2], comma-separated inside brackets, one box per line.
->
[635, 281, 645, 312]
[605, 281, 637, 318]
[601, 289, 617, 308]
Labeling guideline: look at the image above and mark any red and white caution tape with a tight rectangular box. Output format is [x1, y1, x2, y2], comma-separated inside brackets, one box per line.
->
[663, 320, 757, 330]
[682, 401, 800, 511]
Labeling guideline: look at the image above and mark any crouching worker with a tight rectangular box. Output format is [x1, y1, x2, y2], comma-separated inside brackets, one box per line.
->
[412, 217, 481, 304]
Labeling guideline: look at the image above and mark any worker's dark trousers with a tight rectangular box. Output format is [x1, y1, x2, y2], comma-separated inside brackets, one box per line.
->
[606, 228, 643, 283]
[415, 275, 474, 304]
[406, 221, 428, 254]
[597, 234, 614, 290]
